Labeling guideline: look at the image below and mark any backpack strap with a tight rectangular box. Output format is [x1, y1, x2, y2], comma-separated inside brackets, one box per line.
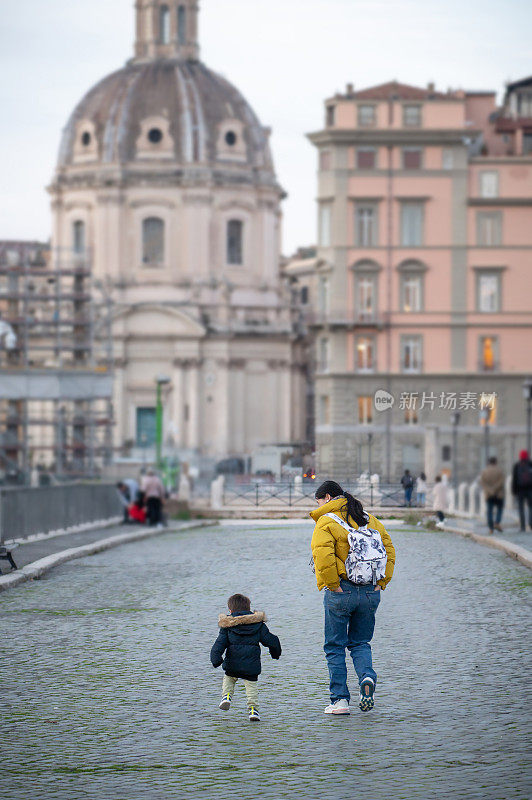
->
[324, 512, 369, 536]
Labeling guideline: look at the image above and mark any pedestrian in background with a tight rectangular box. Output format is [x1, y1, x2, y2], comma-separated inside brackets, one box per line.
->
[401, 469, 415, 507]
[480, 456, 505, 535]
[415, 472, 427, 507]
[431, 476, 448, 526]
[512, 450, 532, 532]
[116, 482, 131, 523]
[143, 468, 165, 527]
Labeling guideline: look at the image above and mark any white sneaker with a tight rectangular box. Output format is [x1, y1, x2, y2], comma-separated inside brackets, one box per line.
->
[324, 699, 350, 715]
[219, 694, 231, 710]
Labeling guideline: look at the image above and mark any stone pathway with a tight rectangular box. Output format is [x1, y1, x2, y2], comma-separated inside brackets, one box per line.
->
[1, 523, 531, 800]
[1, 522, 135, 573]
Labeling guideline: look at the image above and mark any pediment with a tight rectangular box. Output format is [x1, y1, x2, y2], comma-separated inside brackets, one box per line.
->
[112, 304, 205, 339]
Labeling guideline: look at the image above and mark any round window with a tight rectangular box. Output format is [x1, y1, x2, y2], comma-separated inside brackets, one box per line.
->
[225, 131, 237, 146]
[81, 131, 91, 146]
[148, 128, 163, 144]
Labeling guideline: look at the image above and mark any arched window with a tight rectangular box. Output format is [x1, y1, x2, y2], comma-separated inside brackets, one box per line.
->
[227, 220, 243, 265]
[73, 220, 85, 255]
[142, 217, 165, 266]
[178, 5, 186, 45]
[159, 4, 170, 44]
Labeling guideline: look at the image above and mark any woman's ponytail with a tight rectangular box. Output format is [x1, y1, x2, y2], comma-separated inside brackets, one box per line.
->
[342, 491, 369, 527]
[315, 481, 368, 527]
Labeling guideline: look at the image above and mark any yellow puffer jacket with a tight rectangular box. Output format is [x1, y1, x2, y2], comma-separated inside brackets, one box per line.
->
[310, 496, 396, 591]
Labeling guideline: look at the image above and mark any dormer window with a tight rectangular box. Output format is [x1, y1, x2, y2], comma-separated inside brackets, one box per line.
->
[225, 131, 237, 146]
[159, 5, 170, 44]
[81, 131, 91, 146]
[148, 128, 163, 144]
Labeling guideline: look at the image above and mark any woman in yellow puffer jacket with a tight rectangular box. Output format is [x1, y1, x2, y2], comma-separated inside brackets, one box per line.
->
[310, 480, 395, 716]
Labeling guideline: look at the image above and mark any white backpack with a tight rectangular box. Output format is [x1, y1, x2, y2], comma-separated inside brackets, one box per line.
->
[325, 512, 387, 585]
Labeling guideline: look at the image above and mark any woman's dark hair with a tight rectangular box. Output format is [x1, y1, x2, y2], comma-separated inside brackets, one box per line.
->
[228, 593, 251, 613]
[420, 472, 426, 481]
[315, 480, 368, 527]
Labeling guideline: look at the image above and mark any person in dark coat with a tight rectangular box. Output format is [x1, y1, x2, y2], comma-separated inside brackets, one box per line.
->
[210, 593, 281, 722]
[512, 449, 532, 532]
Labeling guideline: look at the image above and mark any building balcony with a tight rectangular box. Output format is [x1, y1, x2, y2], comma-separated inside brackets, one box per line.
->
[308, 310, 389, 329]
[478, 360, 499, 373]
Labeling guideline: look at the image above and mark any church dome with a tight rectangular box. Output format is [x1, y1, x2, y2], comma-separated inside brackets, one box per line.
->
[57, 58, 275, 176]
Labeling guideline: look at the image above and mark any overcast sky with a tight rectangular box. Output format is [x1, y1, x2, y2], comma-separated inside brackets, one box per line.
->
[1, 0, 530, 255]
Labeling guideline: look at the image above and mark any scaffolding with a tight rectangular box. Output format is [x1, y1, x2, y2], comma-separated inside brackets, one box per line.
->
[0, 243, 114, 484]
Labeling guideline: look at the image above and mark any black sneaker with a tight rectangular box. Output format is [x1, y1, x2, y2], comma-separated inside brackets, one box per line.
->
[359, 678, 375, 712]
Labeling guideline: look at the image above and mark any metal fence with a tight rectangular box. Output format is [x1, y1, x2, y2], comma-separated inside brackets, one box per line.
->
[0, 484, 122, 544]
[221, 482, 418, 509]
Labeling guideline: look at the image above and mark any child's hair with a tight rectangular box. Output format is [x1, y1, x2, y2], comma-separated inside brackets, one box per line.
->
[435, 475, 442, 482]
[228, 594, 251, 613]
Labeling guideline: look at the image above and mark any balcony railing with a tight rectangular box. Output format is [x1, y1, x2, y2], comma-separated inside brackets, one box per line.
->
[306, 310, 388, 328]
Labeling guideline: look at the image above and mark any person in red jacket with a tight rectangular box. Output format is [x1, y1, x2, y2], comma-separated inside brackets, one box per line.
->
[128, 500, 146, 524]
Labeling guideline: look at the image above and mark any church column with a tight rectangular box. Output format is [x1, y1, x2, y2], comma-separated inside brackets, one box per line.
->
[171, 359, 185, 448]
[185, 359, 202, 450]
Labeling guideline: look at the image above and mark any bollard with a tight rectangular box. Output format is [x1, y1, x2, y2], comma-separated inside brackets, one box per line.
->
[458, 482, 468, 514]
[468, 481, 479, 518]
[448, 487, 456, 514]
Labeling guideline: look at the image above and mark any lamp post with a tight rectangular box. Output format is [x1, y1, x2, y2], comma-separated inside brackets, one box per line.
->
[155, 375, 171, 468]
[523, 378, 532, 455]
[451, 411, 460, 488]
[368, 432, 373, 477]
[480, 407, 490, 465]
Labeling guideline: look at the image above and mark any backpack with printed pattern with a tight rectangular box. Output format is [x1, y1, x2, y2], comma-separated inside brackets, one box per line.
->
[325, 512, 387, 585]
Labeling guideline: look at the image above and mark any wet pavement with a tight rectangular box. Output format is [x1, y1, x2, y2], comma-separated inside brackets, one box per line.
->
[1, 522, 531, 800]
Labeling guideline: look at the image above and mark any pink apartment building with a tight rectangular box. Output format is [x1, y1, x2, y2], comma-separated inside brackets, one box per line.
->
[302, 77, 532, 481]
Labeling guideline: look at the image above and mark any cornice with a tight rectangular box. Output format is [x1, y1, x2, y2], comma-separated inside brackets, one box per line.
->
[307, 128, 479, 146]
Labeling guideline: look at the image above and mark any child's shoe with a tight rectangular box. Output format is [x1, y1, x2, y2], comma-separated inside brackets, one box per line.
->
[324, 699, 350, 715]
[219, 694, 232, 711]
[248, 706, 260, 722]
[359, 678, 375, 712]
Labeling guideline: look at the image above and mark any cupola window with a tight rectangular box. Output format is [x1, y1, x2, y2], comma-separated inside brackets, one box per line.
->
[178, 5, 186, 45]
[148, 128, 163, 144]
[159, 5, 170, 44]
[142, 217, 165, 266]
[227, 220, 243, 265]
[225, 131, 237, 146]
[81, 131, 91, 146]
[73, 220, 86, 255]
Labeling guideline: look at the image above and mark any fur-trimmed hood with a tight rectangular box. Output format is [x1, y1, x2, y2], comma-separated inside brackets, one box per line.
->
[218, 611, 266, 628]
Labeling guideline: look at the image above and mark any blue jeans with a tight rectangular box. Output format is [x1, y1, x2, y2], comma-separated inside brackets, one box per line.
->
[486, 497, 504, 530]
[323, 578, 380, 703]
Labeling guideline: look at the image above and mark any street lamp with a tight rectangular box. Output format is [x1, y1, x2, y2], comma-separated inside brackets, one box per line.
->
[523, 378, 532, 455]
[155, 375, 171, 468]
[480, 407, 491, 465]
[368, 432, 373, 477]
[451, 411, 460, 488]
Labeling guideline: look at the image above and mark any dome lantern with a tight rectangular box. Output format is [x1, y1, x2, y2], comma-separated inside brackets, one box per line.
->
[134, 0, 200, 62]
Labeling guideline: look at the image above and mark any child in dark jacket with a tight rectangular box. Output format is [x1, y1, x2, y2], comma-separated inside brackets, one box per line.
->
[210, 593, 281, 722]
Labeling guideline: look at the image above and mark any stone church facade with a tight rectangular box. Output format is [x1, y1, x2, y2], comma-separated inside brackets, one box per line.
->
[49, 0, 306, 459]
